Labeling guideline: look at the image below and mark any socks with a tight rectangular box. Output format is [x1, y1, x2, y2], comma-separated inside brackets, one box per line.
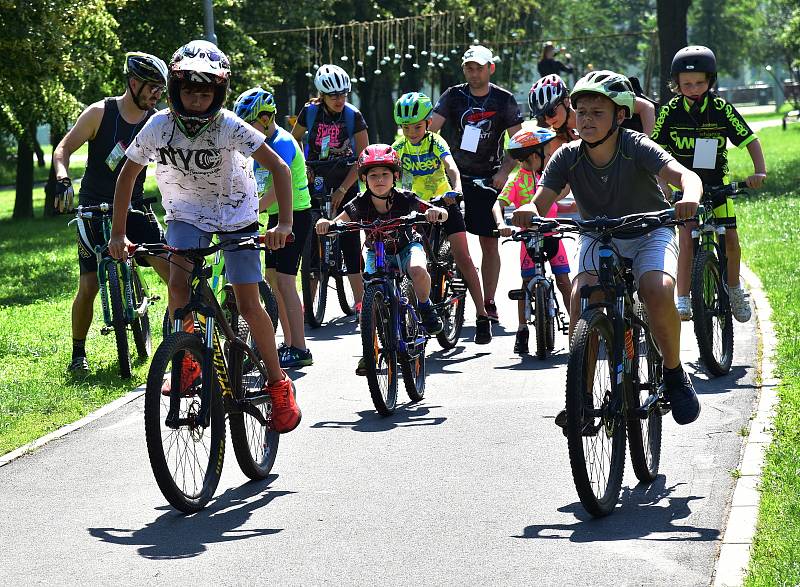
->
[418, 299, 431, 309]
[72, 338, 86, 360]
[663, 363, 686, 386]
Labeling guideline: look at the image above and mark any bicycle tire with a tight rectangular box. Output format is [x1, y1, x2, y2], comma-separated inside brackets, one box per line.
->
[565, 308, 626, 517]
[546, 283, 556, 352]
[301, 220, 328, 328]
[626, 301, 663, 483]
[335, 245, 356, 316]
[691, 249, 733, 376]
[399, 278, 426, 402]
[534, 282, 549, 360]
[144, 332, 225, 513]
[361, 284, 398, 416]
[130, 267, 152, 360]
[434, 240, 465, 350]
[259, 280, 280, 333]
[108, 264, 132, 379]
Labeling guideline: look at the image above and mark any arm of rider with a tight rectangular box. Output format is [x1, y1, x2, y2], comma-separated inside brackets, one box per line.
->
[491, 201, 514, 236]
[512, 185, 559, 227]
[635, 97, 656, 137]
[492, 123, 523, 189]
[52, 102, 103, 212]
[332, 129, 369, 210]
[745, 139, 767, 189]
[252, 143, 292, 250]
[109, 159, 146, 260]
[442, 154, 463, 197]
[427, 112, 446, 133]
[290, 121, 306, 143]
[259, 185, 277, 214]
[425, 206, 448, 223]
[659, 160, 702, 220]
[556, 188, 577, 213]
[316, 209, 352, 235]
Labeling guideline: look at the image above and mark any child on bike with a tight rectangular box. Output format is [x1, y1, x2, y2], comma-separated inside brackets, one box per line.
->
[109, 40, 301, 433]
[499, 126, 572, 355]
[512, 70, 705, 426]
[651, 45, 767, 323]
[315, 144, 448, 374]
[391, 91, 492, 344]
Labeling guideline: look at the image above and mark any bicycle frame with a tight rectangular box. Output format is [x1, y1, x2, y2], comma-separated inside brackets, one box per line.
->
[520, 232, 566, 330]
[691, 200, 730, 305]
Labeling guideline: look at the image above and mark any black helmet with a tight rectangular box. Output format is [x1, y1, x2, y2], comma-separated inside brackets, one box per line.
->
[671, 46, 717, 82]
[124, 52, 168, 85]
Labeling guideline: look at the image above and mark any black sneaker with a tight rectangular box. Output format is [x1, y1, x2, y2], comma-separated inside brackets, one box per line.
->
[67, 356, 89, 374]
[474, 315, 492, 344]
[355, 357, 367, 376]
[514, 328, 529, 354]
[484, 300, 499, 323]
[419, 305, 443, 335]
[661, 371, 701, 425]
[281, 346, 313, 368]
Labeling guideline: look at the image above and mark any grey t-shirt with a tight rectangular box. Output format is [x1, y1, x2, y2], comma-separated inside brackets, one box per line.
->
[540, 129, 673, 219]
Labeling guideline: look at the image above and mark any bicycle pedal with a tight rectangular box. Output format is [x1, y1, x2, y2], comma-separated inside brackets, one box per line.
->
[508, 288, 525, 300]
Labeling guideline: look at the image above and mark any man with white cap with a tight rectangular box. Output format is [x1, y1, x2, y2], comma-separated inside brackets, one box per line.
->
[429, 45, 522, 323]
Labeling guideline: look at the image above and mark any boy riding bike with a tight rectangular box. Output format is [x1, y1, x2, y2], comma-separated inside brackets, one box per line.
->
[499, 126, 572, 355]
[315, 145, 448, 374]
[109, 40, 301, 433]
[512, 70, 705, 426]
[651, 45, 767, 323]
[391, 91, 492, 344]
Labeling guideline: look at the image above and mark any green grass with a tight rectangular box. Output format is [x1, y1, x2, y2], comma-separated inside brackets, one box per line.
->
[726, 124, 800, 584]
[0, 173, 164, 455]
[742, 102, 797, 124]
[0, 143, 89, 186]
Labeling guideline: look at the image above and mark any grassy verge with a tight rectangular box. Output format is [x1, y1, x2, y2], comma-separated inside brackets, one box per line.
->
[0, 174, 163, 455]
[725, 125, 800, 584]
[741, 102, 796, 124]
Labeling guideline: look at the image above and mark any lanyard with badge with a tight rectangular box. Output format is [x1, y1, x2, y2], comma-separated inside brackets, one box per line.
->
[686, 97, 717, 170]
[460, 90, 489, 153]
[106, 108, 146, 171]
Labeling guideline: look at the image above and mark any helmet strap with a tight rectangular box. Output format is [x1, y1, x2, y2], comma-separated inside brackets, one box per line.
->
[128, 78, 148, 111]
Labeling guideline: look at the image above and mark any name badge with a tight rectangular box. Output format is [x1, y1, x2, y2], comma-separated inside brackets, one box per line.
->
[320, 135, 331, 159]
[255, 168, 270, 193]
[692, 138, 717, 170]
[460, 125, 481, 153]
[105, 141, 127, 171]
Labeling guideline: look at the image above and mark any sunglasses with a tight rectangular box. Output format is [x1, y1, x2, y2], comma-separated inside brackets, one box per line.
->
[542, 102, 563, 119]
[326, 92, 349, 99]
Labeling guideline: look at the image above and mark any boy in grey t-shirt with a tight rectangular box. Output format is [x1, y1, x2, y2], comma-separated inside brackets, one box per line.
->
[512, 70, 704, 426]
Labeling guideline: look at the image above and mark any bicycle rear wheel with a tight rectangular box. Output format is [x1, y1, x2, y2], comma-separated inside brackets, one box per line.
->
[130, 266, 152, 360]
[259, 280, 279, 333]
[626, 301, 663, 483]
[565, 308, 626, 517]
[144, 332, 225, 513]
[108, 263, 132, 379]
[691, 249, 733, 376]
[534, 282, 549, 360]
[399, 279, 426, 402]
[335, 246, 357, 316]
[434, 241, 465, 350]
[546, 283, 557, 352]
[301, 221, 329, 328]
[361, 284, 398, 416]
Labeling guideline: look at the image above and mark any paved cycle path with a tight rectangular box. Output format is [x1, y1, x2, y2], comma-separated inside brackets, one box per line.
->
[0, 236, 758, 585]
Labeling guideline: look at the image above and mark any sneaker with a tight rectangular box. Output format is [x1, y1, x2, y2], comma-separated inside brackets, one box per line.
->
[484, 300, 499, 323]
[474, 315, 492, 345]
[662, 369, 701, 425]
[419, 304, 443, 335]
[676, 295, 692, 321]
[514, 328, 529, 354]
[264, 372, 301, 433]
[355, 357, 367, 376]
[281, 346, 313, 368]
[729, 285, 752, 323]
[67, 356, 89, 374]
[161, 355, 202, 397]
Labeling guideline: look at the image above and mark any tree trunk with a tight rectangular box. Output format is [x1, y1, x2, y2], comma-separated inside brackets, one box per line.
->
[13, 138, 34, 219]
[657, 0, 692, 103]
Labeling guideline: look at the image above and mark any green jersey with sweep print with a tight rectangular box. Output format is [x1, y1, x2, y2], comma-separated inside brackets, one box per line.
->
[392, 132, 453, 200]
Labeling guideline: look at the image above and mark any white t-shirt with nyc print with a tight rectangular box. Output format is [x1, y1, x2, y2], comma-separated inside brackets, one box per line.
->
[126, 108, 265, 233]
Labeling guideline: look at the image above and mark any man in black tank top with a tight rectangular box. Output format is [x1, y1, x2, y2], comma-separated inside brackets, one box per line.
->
[53, 52, 171, 374]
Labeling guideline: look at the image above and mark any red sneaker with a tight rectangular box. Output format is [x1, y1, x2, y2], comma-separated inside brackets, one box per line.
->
[161, 355, 202, 397]
[264, 371, 301, 433]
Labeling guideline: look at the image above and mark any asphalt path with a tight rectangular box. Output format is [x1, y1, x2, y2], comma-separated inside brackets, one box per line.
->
[0, 234, 757, 585]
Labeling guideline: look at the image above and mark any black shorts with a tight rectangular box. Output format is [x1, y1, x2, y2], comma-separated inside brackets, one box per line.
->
[264, 208, 313, 276]
[442, 201, 467, 236]
[77, 205, 164, 274]
[462, 175, 500, 237]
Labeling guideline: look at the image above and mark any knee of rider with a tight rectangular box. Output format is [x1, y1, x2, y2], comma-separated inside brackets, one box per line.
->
[639, 281, 673, 309]
[408, 264, 428, 281]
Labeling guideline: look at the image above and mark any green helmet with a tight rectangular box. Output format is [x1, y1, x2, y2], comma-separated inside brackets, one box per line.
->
[570, 70, 635, 118]
[393, 92, 434, 125]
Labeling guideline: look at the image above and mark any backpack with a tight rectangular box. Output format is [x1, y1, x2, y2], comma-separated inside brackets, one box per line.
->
[304, 101, 358, 158]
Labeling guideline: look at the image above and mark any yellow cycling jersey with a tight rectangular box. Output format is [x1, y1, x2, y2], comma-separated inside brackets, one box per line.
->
[392, 132, 452, 200]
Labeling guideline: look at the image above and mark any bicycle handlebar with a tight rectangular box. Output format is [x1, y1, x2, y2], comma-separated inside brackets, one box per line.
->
[73, 196, 158, 219]
[325, 212, 432, 236]
[128, 232, 294, 259]
[672, 181, 748, 203]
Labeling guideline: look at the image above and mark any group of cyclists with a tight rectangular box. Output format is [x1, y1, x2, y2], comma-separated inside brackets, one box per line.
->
[52, 37, 766, 435]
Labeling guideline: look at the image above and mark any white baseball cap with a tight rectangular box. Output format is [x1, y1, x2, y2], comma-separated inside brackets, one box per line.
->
[461, 45, 494, 66]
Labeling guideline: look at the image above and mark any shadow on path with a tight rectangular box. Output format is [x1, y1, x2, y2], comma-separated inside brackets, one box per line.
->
[311, 404, 446, 432]
[88, 478, 292, 559]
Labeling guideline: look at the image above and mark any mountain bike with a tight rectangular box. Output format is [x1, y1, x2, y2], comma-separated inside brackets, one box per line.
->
[301, 157, 358, 327]
[548, 210, 687, 517]
[504, 224, 569, 359]
[326, 214, 431, 416]
[132, 235, 289, 513]
[70, 197, 160, 378]
[423, 192, 467, 350]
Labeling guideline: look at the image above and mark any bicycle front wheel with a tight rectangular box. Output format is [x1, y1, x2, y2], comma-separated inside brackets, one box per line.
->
[108, 263, 132, 379]
[626, 301, 663, 483]
[130, 266, 152, 360]
[565, 309, 626, 517]
[534, 282, 549, 360]
[434, 241, 465, 350]
[144, 332, 225, 513]
[691, 249, 733, 376]
[301, 224, 329, 328]
[361, 284, 398, 416]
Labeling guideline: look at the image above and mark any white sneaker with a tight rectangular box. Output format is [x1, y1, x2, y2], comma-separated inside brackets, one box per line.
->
[676, 296, 693, 321]
[729, 285, 752, 322]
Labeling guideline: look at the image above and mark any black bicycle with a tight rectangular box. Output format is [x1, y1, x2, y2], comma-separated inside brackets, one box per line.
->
[551, 210, 686, 517]
[70, 197, 160, 378]
[301, 157, 358, 327]
[505, 221, 569, 359]
[133, 236, 287, 513]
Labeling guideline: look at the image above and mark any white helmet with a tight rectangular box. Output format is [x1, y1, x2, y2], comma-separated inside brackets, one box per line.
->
[314, 64, 351, 94]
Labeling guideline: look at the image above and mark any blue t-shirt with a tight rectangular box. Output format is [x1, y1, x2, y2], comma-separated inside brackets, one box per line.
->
[255, 126, 311, 214]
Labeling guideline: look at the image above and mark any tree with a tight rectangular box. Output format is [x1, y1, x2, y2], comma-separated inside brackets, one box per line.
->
[656, 0, 691, 103]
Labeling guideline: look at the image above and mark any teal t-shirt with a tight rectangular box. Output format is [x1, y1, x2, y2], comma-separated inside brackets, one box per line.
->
[255, 126, 311, 214]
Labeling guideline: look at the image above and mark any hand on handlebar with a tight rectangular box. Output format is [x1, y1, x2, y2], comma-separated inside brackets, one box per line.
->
[746, 173, 766, 189]
[511, 206, 540, 228]
[490, 169, 510, 191]
[315, 218, 331, 235]
[497, 223, 514, 237]
[264, 222, 292, 250]
[425, 207, 448, 224]
[108, 233, 133, 261]
[673, 198, 699, 221]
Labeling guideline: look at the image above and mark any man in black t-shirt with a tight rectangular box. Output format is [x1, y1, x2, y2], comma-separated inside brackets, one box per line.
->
[429, 45, 523, 322]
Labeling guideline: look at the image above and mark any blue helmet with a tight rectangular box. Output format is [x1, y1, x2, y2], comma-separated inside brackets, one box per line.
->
[233, 87, 277, 123]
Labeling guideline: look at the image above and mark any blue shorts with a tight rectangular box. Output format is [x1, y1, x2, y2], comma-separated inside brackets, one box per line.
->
[166, 220, 262, 285]
[365, 242, 425, 276]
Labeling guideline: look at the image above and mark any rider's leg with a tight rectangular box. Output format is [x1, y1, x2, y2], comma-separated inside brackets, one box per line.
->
[447, 231, 487, 316]
[638, 271, 681, 369]
[233, 282, 282, 384]
[144, 254, 171, 283]
[406, 245, 432, 302]
[479, 235, 500, 302]
[725, 227, 742, 286]
[72, 272, 99, 341]
[676, 223, 694, 297]
[554, 273, 571, 313]
[276, 271, 306, 351]
[265, 268, 291, 345]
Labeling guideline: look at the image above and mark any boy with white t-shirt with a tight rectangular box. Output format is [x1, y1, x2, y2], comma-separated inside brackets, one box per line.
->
[109, 40, 300, 433]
